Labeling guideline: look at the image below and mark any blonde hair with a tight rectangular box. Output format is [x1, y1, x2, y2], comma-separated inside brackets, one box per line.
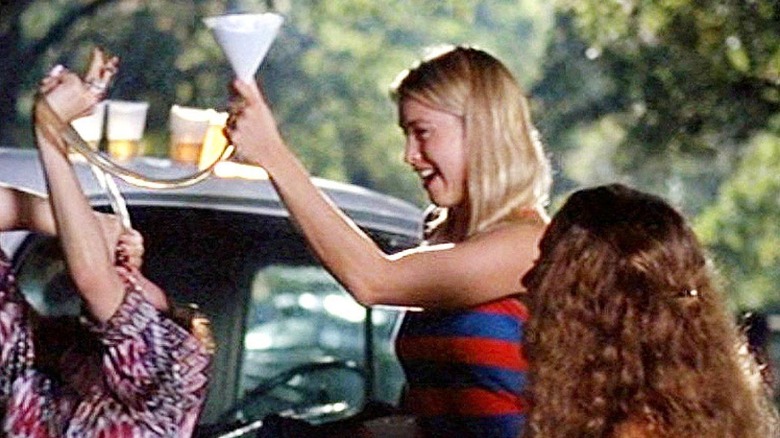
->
[391, 45, 551, 242]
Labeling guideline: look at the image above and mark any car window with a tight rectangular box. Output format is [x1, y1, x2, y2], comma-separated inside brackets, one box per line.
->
[236, 264, 405, 423]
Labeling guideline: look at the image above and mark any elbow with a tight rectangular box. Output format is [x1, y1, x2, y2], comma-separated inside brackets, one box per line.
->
[68, 262, 116, 297]
[340, 277, 384, 307]
[355, 291, 381, 307]
[69, 270, 100, 297]
[329, 253, 395, 307]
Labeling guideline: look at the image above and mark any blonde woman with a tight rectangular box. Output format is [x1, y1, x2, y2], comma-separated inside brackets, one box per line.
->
[227, 46, 550, 437]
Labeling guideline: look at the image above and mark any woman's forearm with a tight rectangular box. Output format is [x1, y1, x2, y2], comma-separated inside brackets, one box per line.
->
[257, 143, 392, 305]
[227, 80, 542, 309]
[35, 104, 124, 322]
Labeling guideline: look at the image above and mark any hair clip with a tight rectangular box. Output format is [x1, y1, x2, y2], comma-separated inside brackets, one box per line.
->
[680, 288, 699, 298]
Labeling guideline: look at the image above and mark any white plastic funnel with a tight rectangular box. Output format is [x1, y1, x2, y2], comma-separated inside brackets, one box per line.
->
[204, 13, 284, 82]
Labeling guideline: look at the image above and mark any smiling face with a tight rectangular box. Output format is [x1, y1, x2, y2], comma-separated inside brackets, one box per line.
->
[399, 98, 467, 207]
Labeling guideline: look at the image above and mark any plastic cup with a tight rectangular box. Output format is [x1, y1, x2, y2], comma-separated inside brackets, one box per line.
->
[70, 101, 106, 150]
[169, 105, 211, 164]
[106, 100, 149, 161]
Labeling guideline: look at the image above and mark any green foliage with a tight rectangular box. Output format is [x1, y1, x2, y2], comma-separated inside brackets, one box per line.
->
[696, 121, 780, 309]
[538, 0, 779, 213]
[263, 0, 554, 203]
[1, 0, 776, 308]
[4, 1, 232, 154]
[539, 0, 780, 307]
[1, 0, 554, 206]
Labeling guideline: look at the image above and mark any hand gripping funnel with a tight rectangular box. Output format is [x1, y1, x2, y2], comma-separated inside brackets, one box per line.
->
[204, 13, 284, 82]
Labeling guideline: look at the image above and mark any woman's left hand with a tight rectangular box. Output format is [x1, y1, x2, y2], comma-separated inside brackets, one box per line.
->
[116, 227, 145, 270]
[39, 48, 118, 124]
[94, 213, 144, 269]
[41, 70, 101, 123]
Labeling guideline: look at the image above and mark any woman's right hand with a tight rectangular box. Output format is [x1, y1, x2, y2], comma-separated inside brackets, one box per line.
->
[116, 228, 144, 270]
[223, 79, 286, 167]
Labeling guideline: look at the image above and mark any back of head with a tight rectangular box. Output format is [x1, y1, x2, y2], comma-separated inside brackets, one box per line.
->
[32, 314, 103, 388]
[391, 45, 551, 241]
[523, 184, 778, 437]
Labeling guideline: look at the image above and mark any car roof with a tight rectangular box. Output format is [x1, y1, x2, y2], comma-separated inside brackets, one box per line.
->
[0, 148, 423, 239]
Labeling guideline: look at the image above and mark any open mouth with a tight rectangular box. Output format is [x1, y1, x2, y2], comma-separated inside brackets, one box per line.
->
[417, 168, 437, 187]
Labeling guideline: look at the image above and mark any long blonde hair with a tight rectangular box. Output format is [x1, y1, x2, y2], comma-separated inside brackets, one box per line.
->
[391, 45, 551, 242]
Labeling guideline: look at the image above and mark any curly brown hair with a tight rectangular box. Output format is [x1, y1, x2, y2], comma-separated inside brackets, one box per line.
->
[522, 184, 779, 438]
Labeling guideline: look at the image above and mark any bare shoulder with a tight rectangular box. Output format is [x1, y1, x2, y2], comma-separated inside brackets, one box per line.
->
[470, 217, 547, 246]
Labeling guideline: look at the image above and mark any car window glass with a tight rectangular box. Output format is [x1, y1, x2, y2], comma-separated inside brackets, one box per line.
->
[238, 264, 405, 421]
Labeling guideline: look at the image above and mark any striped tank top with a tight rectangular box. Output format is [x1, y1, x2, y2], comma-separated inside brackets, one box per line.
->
[395, 296, 529, 437]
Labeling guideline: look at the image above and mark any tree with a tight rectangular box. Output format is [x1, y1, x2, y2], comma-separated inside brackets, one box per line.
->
[535, 0, 779, 213]
[1, 0, 554, 205]
[0, 0, 118, 145]
[262, 0, 554, 202]
[533, 1, 779, 308]
[696, 120, 780, 309]
[1, 1, 230, 148]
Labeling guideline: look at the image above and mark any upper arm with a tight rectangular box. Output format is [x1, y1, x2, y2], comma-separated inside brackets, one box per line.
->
[0, 185, 55, 234]
[0, 186, 20, 231]
[365, 222, 545, 308]
[0, 186, 30, 232]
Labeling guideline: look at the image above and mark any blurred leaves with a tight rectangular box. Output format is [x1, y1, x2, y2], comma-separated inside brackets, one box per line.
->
[535, 0, 779, 307]
[0, 0, 555, 206]
[537, 0, 779, 213]
[0, 0, 777, 307]
[696, 120, 780, 308]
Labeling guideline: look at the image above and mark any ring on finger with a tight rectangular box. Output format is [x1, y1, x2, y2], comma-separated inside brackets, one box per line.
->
[48, 65, 66, 78]
[102, 64, 118, 75]
[87, 80, 107, 94]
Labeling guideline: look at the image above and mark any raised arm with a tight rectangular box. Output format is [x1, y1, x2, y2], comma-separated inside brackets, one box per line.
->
[33, 51, 124, 322]
[226, 79, 543, 309]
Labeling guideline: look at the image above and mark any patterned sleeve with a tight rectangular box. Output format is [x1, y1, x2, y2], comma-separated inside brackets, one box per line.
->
[84, 278, 212, 436]
[0, 253, 34, 401]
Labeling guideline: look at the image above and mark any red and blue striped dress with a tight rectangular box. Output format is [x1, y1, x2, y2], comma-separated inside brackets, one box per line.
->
[396, 296, 529, 437]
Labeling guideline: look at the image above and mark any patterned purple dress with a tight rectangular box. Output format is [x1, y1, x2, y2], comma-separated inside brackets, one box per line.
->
[0, 248, 212, 437]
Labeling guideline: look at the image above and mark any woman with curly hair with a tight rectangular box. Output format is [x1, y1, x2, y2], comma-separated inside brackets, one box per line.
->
[522, 184, 779, 438]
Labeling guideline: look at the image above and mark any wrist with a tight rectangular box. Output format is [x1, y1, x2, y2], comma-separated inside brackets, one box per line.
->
[34, 114, 70, 157]
[254, 136, 289, 171]
[35, 97, 68, 132]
